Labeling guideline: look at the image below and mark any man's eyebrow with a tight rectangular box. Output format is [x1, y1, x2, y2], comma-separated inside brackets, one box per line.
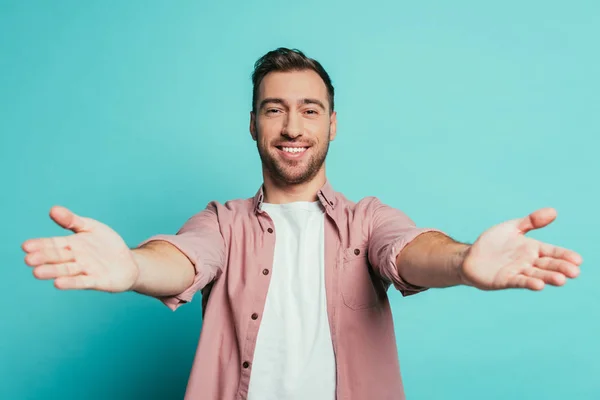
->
[301, 98, 326, 110]
[259, 98, 286, 110]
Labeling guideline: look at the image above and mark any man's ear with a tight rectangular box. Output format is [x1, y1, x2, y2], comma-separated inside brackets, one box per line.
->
[249, 111, 257, 141]
[329, 111, 337, 141]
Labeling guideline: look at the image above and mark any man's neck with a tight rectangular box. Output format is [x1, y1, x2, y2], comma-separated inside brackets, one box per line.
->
[262, 170, 327, 204]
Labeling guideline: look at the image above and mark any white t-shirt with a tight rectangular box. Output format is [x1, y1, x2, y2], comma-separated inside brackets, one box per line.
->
[247, 201, 336, 400]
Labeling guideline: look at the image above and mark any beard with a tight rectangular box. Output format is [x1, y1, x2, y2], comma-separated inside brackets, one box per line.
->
[256, 130, 330, 185]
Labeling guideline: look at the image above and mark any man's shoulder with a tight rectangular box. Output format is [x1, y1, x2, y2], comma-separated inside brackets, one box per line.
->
[335, 191, 385, 210]
[335, 192, 416, 227]
[203, 197, 255, 213]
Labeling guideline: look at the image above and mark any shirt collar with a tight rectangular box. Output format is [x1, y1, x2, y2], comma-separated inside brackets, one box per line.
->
[252, 179, 337, 214]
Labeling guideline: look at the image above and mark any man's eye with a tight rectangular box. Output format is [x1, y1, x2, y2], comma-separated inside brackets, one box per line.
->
[305, 109, 318, 115]
[266, 109, 281, 114]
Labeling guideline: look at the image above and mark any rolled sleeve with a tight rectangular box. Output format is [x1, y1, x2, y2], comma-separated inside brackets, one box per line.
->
[367, 198, 444, 296]
[137, 202, 226, 310]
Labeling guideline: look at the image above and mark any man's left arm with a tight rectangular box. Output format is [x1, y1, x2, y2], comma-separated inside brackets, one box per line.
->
[395, 208, 583, 291]
[395, 231, 468, 289]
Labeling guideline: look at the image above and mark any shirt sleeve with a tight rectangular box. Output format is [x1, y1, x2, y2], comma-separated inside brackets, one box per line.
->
[136, 202, 226, 310]
[367, 197, 444, 296]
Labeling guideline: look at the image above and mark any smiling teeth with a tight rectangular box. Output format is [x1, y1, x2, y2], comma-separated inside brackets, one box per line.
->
[282, 147, 307, 153]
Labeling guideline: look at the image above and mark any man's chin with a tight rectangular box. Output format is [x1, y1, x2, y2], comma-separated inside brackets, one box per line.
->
[260, 152, 325, 185]
[274, 172, 312, 185]
[267, 164, 317, 184]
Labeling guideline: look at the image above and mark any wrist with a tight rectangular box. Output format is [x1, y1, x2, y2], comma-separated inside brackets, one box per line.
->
[455, 244, 473, 287]
[129, 248, 144, 292]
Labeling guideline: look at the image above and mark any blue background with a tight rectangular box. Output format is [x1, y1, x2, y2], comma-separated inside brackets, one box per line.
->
[1, 1, 598, 399]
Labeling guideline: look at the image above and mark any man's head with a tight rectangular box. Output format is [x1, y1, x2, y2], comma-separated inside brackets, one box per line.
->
[250, 48, 337, 186]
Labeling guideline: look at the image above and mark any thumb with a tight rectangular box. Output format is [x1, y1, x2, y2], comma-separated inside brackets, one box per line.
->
[49, 206, 93, 233]
[516, 207, 557, 234]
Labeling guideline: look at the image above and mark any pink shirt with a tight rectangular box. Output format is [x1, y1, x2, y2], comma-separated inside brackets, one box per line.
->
[139, 181, 439, 400]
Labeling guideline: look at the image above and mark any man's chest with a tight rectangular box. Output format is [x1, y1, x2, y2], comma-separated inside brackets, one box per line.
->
[209, 211, 383, 319]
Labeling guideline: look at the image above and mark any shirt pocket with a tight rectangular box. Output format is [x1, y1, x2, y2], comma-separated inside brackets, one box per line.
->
[341, 244, 379, 310]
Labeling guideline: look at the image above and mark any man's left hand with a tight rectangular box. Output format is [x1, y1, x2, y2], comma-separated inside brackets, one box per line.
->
[460, 208, 583, 291]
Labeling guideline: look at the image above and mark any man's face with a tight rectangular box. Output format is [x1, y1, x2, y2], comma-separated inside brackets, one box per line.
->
[250, 70, 337, 185]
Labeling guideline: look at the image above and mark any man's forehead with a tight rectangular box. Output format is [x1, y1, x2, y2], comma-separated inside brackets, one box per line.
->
[259, 70, 328, 101]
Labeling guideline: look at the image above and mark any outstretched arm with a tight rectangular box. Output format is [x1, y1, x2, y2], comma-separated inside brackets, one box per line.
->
[22, 206, 195, 296]
[397, 208, 583, 291]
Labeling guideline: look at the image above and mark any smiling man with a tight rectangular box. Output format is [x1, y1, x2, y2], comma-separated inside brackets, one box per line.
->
[252, 71, 332, 187]
[22, 48, 583, 400]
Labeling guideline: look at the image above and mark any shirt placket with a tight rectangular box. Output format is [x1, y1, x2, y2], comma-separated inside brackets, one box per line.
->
[236, 210, 276, 400]
[323, 202, 344, 400]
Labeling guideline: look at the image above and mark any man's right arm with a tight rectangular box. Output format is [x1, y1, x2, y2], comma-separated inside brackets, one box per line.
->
[131, 240, 196, 297]
[23, 205, 224, 308]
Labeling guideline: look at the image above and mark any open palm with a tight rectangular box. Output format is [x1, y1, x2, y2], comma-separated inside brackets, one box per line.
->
[461, 208, 583, 291]
[22, 206, 139, 292]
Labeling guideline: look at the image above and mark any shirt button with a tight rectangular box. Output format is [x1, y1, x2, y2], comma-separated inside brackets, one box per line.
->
[243, 361, 250, 368]
[262, 269, 269, 275]
[267, 228, 273, 233]
[354, 248, 360, 255]
[251, 313, 258, 320]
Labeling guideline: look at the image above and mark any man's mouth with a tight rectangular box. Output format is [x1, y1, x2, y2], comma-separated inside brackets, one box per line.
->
[274, 145, 310, 159]
[278, 146, 308, 154]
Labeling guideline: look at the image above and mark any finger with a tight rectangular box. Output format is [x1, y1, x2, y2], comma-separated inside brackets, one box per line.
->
[534, 257, 580, 278]
[517, 208, 557, 233]
[24, 239, 74, 266]
[33, 262, 83, 280]
[22, 236, 69, 253]
[49, 206, 93, 233]
[54, 275, 95, 290]
[507, 274, 545, 291]
[539, 243, 583, 265]
[522, 267, 567, 286]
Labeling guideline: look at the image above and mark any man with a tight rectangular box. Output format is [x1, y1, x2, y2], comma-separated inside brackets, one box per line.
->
[22, 48, 582, 400]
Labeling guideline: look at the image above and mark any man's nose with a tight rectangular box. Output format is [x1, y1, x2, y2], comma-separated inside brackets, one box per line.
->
[282, 112, 303, 138]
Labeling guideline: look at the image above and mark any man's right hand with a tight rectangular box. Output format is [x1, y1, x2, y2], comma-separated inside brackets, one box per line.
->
[22, 206, 140, 292]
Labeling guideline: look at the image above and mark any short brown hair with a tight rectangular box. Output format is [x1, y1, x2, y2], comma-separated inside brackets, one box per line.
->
[251, 47, 335, 114]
